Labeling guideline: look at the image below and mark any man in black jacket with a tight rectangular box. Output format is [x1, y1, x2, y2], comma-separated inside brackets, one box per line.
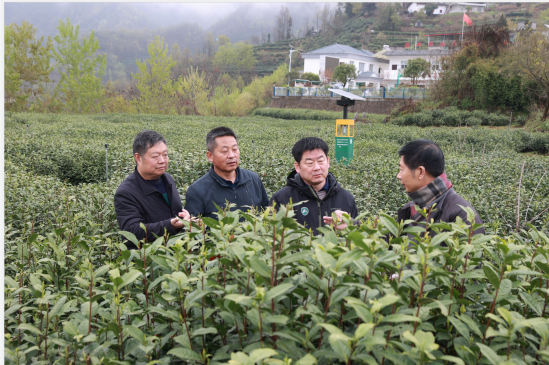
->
[185, 127, 269, 219]
[114, 130, 191, 248]
[396, 139, 484, 236]
[270, 137, 358, 234]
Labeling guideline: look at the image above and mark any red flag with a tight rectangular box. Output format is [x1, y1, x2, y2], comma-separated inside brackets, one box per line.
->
[417, 42, 422, 47]
[463, 13, 473, 26]
[405, 42, 410, 48]
[441, 41, 445, 47]
[453, 40, 457, 46]
[428, 41, 433, 46]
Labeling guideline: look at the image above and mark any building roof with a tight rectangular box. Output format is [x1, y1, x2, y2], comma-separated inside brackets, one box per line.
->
[355, 71, 383, 81]
[380, 49, 453, 56]
[448, 2, 486, 6]
[303, 43, 374, 57]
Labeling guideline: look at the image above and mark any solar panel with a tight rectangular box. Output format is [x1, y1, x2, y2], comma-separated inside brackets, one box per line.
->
[328, 88, 367, 101]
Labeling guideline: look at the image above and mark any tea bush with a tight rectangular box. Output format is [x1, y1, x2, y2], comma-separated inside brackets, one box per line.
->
[5, 112, 549, 235]
[5, 203, 549, 364]
[4, 112, 549, 364]
[392, 108, 512, 128]
[252, 108, 386, 123]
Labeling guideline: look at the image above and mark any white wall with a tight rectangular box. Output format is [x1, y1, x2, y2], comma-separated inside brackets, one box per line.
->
[304, 58, 320, 74]
[408, 3, 447, 15]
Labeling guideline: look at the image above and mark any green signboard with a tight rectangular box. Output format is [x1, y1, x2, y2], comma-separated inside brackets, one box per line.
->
[335, 136, 353, 164]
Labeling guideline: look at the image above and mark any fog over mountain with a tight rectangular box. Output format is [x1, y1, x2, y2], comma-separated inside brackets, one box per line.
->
[4, 2, 330, 42]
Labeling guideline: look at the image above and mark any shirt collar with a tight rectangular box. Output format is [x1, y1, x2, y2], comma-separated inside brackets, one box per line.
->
[321, 178, 329, 192]
[221, 168, 239, 186]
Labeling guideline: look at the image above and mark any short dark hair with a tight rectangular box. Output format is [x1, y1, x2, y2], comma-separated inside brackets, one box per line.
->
[398, 139, 445, 177]
[292, 137, 329, 163]
[133, 130, 167, 156]
[206, 126, 237, 152]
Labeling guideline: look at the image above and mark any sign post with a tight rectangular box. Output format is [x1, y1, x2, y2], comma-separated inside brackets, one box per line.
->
[335, 119, 354, 164]
[328, 88, 366, 164]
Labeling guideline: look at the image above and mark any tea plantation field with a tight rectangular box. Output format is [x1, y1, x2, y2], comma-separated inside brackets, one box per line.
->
[4, 112, 549, 365]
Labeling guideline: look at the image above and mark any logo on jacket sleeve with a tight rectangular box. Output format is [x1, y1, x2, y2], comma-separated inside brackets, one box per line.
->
[301, 207, 309, 216]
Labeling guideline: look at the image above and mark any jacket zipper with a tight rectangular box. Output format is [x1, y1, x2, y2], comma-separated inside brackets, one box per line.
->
[309, 184, 336, 229]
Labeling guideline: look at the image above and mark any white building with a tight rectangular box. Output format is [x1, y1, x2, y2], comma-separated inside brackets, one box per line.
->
[301, 43, 453, 89]
[372, 48, 452, 88]
[407, 2, 448, 15]
[301, 43, 390, 88]
[447, 2, 486, 13]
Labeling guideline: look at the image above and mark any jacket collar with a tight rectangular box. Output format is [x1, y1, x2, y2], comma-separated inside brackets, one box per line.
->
[208, 165, 248, 187]
[133, 167, 171, 196]
[286, 170, 339, 200]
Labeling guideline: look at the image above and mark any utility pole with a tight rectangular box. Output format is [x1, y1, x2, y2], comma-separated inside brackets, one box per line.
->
[288, 44, 300, 86]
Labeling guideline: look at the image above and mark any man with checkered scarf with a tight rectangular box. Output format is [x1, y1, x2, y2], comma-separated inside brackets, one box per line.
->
[396, 139, 485, 237]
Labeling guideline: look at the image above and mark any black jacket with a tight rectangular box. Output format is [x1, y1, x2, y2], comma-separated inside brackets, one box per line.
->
[114, 169, 183, 247]
[397, 188, 485, 236]
[270, 171, 358, 234]
[184, 166, 269, 219]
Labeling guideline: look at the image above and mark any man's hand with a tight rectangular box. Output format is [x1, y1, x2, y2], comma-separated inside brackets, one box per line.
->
[171, 209, 191, 230]
[323, 210, 349, 230]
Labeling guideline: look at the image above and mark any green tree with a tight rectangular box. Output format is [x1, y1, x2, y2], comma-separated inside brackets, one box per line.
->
[213, 42, 256, 73]
[302, 72, 321, 81]
[537, 8, 549, 24]
[203, 32, 216, 58]
[403, 58, 430, 85]
[217, 35, 231, 47]
[375, 4, 402, 31]
[4, 26, 25, 111]
[177, 66, 210, 115]
[362, 3, 377, 16]
[52, 18, 106, 113]
[133, 35, 177, 115]
[496, 14, 508, 30]
[5, 21, 54, 111]
[424, 3, 438, 17]
[352, 3, 363, 16]
[505, 31, 549, 120]
[333, 63, 357, 87]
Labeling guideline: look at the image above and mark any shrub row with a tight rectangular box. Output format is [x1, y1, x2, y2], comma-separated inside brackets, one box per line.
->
[391, 107, 525, 127]
[253, 108, 386, 122]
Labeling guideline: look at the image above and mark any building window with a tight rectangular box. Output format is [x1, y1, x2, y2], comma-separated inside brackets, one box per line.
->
[350, 61, 355, 66]
[359, 62, 365, 72]
[369, 64, 374, 72]
[401, 61, 408, 69]
[392, 64, 398, 70]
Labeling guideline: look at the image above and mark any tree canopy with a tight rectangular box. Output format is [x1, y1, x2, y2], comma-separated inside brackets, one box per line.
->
[403, 58, 430, 86]
[333, 63, 357, 87]
[52, 18, 106, 113]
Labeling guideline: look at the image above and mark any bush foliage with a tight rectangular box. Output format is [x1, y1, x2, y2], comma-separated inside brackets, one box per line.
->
[253, 108, 386, 123]
[4, 112, 549, 364]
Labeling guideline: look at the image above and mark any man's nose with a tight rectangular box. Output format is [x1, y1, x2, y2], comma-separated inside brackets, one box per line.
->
[228, 150, 235, 158]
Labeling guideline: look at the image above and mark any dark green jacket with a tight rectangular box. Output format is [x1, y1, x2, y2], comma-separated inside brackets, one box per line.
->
[270, 170, 358, 234]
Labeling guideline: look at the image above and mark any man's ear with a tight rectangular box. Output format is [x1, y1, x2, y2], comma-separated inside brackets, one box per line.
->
[417, 166, 426, 180]
[134, 153, 142, 165]
[207, 150, 213, 163]
[294, 161, 301, 174]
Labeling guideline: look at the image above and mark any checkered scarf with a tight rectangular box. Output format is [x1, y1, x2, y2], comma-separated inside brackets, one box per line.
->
[409, 173, 453, 219]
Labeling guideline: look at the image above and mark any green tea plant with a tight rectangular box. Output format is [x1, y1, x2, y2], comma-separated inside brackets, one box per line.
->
[4, 112, 549, 235]
[5, 204, 549, 364]
[4, 111, 549, 364]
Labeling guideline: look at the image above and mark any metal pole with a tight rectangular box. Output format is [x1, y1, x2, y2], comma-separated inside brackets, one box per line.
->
[461, 9, 465, 44]
[343, 105, 348, 119]
[105, 144, 108, 183]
